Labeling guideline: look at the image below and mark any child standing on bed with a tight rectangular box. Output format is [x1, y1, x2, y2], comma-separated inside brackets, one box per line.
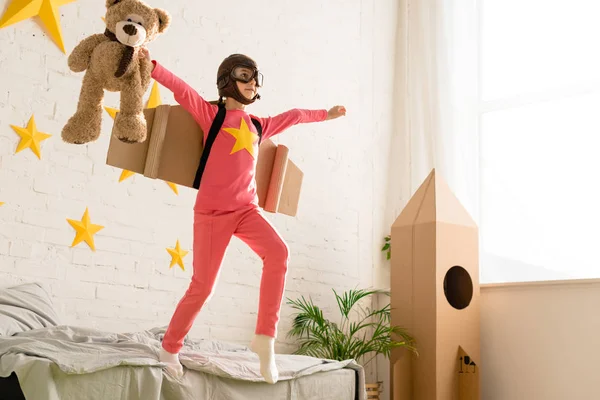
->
[139, 49, 346, 383]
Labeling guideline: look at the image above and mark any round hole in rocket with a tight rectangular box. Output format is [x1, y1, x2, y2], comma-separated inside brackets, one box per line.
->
[443, 266, 473, 310]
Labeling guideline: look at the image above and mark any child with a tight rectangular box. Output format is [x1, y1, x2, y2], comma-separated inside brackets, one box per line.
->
[140, 49, 346, 383]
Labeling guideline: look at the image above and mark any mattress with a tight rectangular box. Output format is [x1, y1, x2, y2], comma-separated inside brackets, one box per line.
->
[0, 364, 358, 400]
[0, 325, 365, 400]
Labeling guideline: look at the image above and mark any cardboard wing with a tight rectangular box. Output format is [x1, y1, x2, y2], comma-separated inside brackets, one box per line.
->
[105, 104, 303, 216]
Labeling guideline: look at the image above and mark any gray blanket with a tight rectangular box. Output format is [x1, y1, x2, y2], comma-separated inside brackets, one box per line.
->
[0, 325, 365, 400]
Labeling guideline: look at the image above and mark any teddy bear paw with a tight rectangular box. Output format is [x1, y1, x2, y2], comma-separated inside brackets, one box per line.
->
[113, 113, 147, 143]
[61, 110, 102, 144]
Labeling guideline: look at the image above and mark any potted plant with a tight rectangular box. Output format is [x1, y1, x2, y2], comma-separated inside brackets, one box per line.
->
[286, 288, 417, 399]
[382, 235, 391, 260]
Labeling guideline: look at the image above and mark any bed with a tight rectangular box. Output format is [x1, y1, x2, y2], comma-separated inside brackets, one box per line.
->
[0, 282, 365, 400]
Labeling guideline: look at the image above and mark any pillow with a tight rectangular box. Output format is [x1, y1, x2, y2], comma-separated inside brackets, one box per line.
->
[0, 282, 61, 337]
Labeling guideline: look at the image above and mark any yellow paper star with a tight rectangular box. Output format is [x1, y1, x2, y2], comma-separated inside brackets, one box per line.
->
[0, 202, 4, 206]
[104, 106, 119, 120]
[66, 207, 104, 251]
[223, 118, 259, 158]
[166, 239, 188, 271]
[166, 181, 178, 194]
[146, 81, 161, 109]
[0, 0, 76, 54]
[119, 170, 135, 182]
[11, 115, 52, 159]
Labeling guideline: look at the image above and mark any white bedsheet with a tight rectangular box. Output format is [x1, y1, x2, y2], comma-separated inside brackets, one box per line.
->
[0, 325, 365, 400]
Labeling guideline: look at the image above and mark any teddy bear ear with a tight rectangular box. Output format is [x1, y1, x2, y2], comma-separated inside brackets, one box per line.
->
[154, 8, 171, 33]
[106, 0, 121, 8]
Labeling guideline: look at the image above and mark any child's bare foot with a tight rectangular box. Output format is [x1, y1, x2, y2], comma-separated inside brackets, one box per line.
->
[251, 334, 278, 384]
[159, 346, 183, 379]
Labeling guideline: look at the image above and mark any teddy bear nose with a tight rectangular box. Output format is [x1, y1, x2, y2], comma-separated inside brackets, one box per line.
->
[123, 24, 138, 36]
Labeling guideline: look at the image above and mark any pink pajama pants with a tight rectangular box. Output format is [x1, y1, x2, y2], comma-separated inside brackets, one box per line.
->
[161, 205, 289, 354]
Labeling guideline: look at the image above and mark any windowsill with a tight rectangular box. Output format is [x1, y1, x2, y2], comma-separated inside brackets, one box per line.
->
[481, 277, 600, 290]
[379, 277, 600, 292]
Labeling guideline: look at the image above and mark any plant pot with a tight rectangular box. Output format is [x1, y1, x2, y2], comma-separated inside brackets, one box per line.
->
[366, 381, 382, 399]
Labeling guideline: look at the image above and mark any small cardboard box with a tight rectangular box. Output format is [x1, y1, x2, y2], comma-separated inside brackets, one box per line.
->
[106, 105, 304, 216]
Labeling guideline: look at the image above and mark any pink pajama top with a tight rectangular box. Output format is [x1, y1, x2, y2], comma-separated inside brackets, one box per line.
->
[150, 61, 328, 212]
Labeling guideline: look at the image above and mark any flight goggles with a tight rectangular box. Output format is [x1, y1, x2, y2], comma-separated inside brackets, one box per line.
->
[230, 65, 264, 87]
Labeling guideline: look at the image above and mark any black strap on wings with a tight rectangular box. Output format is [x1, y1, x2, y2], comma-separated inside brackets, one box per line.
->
[251, 117, 262, 142]
[192, 103, 263, 190]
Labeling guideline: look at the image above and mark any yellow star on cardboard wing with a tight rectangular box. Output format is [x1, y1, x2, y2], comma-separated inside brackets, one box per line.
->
[10, 115, 52, 159]
[67, 207, 104, 251]
[223, 118, 259, 158]
[0, 0, 76, 54]
[166, 239, 188, 271]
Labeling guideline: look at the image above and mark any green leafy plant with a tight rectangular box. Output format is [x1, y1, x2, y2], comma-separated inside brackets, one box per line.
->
[381, 235, 391, 260]
[286, 288, 417, 367]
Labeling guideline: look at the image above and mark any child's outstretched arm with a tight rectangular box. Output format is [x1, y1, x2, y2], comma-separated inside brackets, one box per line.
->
[140, 48, 216, 131]
[257, 106, 346, 141]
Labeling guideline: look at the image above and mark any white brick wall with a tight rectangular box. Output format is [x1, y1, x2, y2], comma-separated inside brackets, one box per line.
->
[0, 0, 400, 381]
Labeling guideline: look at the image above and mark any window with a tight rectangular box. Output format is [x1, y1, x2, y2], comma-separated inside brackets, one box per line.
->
[478, 0, 600, 283]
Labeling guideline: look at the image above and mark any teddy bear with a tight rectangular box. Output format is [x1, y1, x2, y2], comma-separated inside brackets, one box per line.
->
[61, 0, 171, 145]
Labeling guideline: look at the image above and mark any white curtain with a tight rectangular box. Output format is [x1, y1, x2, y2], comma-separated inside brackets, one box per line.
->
[378, 3, 480, 397]
[391, 0, 480, 222]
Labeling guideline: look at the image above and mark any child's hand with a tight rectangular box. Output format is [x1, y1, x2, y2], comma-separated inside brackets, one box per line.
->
[139, 47, 150, 61]
[139, 47, 154, 71]
[326, 105, 346, 120]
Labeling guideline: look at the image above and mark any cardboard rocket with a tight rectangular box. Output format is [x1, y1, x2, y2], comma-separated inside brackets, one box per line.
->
[105, 105, 304, 216]
[390, 168, 480, 400]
